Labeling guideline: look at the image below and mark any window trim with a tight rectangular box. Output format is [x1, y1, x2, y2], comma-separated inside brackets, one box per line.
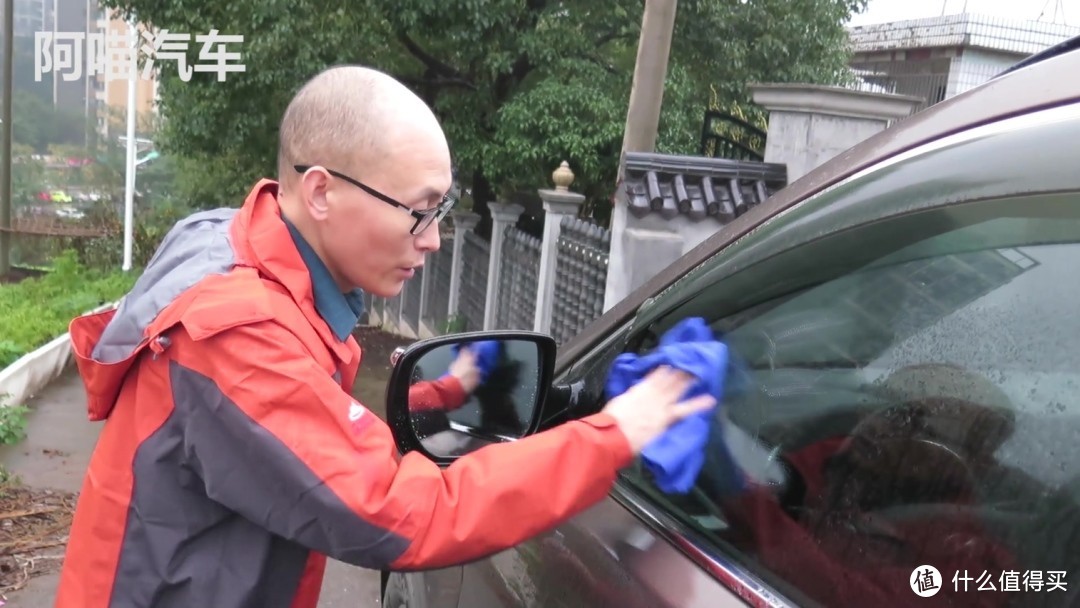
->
[640, 191, 1080, 352]
[608, 481, 804, 608]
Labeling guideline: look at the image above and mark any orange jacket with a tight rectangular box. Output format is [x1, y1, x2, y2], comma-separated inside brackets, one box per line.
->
[55, 180, 632, 608]
[408, 375, 469, 412]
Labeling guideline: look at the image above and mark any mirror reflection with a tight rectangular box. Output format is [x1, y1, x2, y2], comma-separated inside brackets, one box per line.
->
[406, 338, 542, 458]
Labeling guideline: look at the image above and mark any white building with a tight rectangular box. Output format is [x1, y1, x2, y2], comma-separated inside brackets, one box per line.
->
[847, 14, 1080, 111]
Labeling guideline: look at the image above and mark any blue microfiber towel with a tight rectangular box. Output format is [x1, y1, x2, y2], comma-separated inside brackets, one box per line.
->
[604, 317, 744, 494]
[451, 340, 503, 383]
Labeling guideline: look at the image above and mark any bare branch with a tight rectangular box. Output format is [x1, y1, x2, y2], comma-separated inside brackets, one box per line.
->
[398, 74, 478, 92]
[396, 32, 473, 86]
[595, 30, 635, 48]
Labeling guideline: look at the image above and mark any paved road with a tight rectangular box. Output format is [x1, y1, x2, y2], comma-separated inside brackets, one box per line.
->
[0, 369, 382, 608]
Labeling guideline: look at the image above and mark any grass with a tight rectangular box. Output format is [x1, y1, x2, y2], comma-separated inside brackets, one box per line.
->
[0, 250, 137, 370]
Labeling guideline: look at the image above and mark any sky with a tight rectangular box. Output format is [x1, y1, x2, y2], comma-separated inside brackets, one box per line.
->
[847, 0, 1080, 27]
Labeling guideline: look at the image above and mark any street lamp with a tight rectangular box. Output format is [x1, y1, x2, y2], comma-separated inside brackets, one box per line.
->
[122, 19, 138, 272]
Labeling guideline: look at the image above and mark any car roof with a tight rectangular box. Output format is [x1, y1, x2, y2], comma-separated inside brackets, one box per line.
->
[995, 33, 1080, 78]
[558, 42, 1080, 367]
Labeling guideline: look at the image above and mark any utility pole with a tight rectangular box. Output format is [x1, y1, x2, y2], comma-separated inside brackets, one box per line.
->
[617, 0, 678, 178]
[605, 0, 677, 312]
[0, 0, 13, 276]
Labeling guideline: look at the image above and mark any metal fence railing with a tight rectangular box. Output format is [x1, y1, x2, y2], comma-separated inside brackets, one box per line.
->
[370, 216, 611, 343]
[401, 264, 423, 336]
[423, 237, 454, 334]
[495, 225, 542, 331]
[458, 231, 490, 333]
[551, 217, 610, 345]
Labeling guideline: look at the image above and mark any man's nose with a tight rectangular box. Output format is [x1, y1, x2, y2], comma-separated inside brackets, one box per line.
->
[414, 220, 441, 252]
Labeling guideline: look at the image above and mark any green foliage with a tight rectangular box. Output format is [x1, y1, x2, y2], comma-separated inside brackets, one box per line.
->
[11, 144, 46, 209]
[100, 0, 868, 228]
[0, 466, 19, 486]
[72, 199, 192, 272]
[440, 314, 468, 335]
[12, 90, 89, 154]
[0, 403, 30, 446]
[0, 251, 137, 369]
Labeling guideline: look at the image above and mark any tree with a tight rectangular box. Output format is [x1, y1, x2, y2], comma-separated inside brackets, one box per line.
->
[101, 0, 868, 232]
[11, 144, 45, 209]
[12, 91, 89, 154]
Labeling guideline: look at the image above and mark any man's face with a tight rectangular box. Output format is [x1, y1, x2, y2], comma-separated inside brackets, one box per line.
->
[306, 127, 453, 297]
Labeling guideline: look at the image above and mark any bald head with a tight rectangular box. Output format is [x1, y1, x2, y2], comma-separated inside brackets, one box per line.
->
[273, 65, 452, 298]
[276, 65, 446, 187]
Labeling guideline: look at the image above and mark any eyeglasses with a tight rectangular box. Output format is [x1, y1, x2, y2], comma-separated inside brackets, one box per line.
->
[294, 164, 456, 235]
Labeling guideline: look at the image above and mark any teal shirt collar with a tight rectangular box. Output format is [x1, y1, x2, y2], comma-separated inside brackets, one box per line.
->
[282, 216, 365, 342]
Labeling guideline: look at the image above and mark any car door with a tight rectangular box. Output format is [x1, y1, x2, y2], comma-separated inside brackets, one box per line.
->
[445, 100, 1080, 608]
[451, 318, 765, 608]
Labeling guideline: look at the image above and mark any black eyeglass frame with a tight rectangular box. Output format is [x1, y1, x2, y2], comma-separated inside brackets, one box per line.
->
[294, 164, 455, 235]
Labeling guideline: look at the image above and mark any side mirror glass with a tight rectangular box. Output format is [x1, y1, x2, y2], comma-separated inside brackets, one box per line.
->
[385, 331, 558, 463]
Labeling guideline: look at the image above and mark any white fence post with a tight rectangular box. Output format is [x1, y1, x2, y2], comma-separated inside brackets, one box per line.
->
[484, 202, 525, 330]
[417, 262, 433, 338]
[448, 211, 479, 323]
[534, 162, 584, 334]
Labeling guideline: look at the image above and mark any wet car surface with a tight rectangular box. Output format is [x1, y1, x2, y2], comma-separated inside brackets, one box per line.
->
[383, 37, 1080, 608]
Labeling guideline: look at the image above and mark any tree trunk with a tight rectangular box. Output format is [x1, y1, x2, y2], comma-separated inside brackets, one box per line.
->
[470, 169, 495, 240]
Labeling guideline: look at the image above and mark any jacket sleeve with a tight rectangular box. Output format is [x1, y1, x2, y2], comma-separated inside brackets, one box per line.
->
[168, 320, 633, 571]
[407, 376, 469, 412]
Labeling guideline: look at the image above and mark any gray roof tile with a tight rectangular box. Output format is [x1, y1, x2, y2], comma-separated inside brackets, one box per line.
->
[622, 152, 787, 222]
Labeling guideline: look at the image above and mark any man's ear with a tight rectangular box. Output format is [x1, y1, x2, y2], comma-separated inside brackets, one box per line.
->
[300, 167, 332, 221]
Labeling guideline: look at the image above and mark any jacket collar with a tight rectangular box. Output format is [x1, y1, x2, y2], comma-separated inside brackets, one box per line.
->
[230, 179, 355, 362]
[281, 215, 366, 342]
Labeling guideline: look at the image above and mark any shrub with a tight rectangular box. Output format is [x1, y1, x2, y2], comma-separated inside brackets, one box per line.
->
[73, 199, 190, 272]
[0, 250, 137, 369]
[0, 402, 29, 445]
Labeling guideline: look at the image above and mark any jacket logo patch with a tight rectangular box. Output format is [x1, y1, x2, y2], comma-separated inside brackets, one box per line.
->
[348, 401, 366, 422]
[348, 399, 374, 436]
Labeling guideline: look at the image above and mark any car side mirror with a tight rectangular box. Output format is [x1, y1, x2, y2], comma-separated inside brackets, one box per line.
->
[385, 331, 558, 465]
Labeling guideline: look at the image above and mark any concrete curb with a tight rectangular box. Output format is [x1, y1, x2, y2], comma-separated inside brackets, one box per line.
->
[0, 301, 119, 408]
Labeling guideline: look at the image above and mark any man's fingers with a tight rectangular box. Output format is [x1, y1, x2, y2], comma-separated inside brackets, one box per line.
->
[642, 366, 695, 392]
[641, 365, 675, 386]
[670, 394, 716, 420]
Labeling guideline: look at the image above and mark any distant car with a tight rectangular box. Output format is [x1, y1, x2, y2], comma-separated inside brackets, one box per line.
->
[55, 206, 85, 219]
[72, 191, 104, 202]
[50, 190, 73, 203]
[381, 37, 1080, 608]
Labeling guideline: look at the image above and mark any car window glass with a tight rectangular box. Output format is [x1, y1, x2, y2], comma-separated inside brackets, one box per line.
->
[617, 195, 1080, 608]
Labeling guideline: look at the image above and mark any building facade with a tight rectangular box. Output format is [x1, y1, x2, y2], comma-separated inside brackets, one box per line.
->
[12, 0, 158, 145]
[848, 14, 1080, 112]
[94, 8, 158, 140]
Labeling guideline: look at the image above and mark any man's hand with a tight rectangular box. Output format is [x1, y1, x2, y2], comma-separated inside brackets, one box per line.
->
[601, 366, 716, 454]
[447, 347, 481, 393]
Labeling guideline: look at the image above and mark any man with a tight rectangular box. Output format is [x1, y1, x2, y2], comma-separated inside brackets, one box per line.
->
[407, 341, 484, 413]
[56, 65, 713, 608]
